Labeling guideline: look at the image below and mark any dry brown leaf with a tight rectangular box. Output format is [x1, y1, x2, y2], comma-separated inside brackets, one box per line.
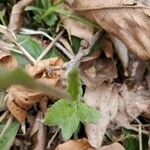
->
[81, 58, 150, 148]
[59, 3, 94, 40]
[8, 0, 35, 32]
[71, 0, 150, 60]
[99, 142, 125, 150]
[55, 138, 95, 150]
[0, 51, 18, 69]
[84, 83, 119, 149]
[7, 57, 65, 122]
[114, 84, 150, 128]
[80, 58, 117, 89]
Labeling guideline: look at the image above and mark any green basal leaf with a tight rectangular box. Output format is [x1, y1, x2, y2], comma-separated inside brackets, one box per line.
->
[44, 99, 80, 140]
[0, 119, 20, 150]
[77, 102, 100, 123]
[44, 99, 76, 125]
[44, 100, 100, 140]
[67, 68, 82, 101]
[59, 115, 79, 141]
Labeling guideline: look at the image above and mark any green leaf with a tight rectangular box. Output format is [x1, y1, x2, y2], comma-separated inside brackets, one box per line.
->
[60, 116, 79, 141]
[44, 99, 80, 140]
[77, 102, 100, 123]
[67, 68, 82, 101]
[44, 100, 100, 140]
[0, 119, 20, 150]
[44, 100, 75, 125]
[122, 128, 149, 150]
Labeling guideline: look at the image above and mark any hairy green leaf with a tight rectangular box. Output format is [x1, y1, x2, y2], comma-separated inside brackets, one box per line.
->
[0, 119, 20, 150]
[67, 68, 82, 101]
[77, 102, 100, 123]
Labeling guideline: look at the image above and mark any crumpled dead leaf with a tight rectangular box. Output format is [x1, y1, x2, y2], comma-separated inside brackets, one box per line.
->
[55, 138, 95, 150]
[70, 0, 150, 60]
[0, 51, 18, 69]
[7, 57, 65, 122]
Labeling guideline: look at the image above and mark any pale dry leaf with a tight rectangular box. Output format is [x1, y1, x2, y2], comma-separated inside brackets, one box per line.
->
[110, 36, 129, 74]
[55, 138, 95, 150]
[99, 142, 125, 150]
[114, 84, 150, 128]
[7, 57, 65, 122]
[84, 83, 119, 149]
[59, 4, 94, 40]
[0, 51, 18, 69]
[71, 0, 150, 60]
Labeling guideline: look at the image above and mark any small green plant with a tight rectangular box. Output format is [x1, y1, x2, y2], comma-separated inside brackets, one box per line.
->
[44, 68, 100, 140]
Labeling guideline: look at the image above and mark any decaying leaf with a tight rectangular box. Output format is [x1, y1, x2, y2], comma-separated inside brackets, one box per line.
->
[0, 51, 18, 69]
[84, 83, 119, 148]
[7, 57, 65, 122]
[8, 0, 35, 32]
[55, 138, 95, 150]
[59, 4, 94, 40]
[81, 58, 150, 149]
[70, 0, 150, 60]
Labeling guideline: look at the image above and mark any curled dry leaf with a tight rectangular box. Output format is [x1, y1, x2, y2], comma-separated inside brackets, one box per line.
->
[0, 51, 18, 69]
[7, 57, 65, 122]
[8, 0, 35, 32]
[59, 4, 94, 40]
[71, 0, 150, 60]
[55, 138, 95, 150]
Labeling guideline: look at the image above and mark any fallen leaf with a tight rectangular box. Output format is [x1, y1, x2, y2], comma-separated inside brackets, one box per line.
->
[8, 0, 35, 32]
[59, 4, 94, 40]
[55, 138, 95, 150]
[0, 51, 18, 69]
[71, 0, 150, 60]
[84, 82, 119, 149]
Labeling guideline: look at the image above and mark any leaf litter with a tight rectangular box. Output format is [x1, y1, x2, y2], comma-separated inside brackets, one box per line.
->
[0, 0, 150, 149]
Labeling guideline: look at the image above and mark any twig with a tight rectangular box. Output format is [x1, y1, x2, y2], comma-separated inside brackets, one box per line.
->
[20, 28, 74, 59]
[65, 31, 103, 76]
[0, 111, 9, 122]
[36, 30, 65, 62]
[139, 124, 143, 150]
[47, 129, 59, 149]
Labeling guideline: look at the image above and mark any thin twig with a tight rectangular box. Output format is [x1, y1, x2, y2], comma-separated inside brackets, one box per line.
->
[65, 31, 103, 76]
[139, 124, 143, 150]
[47, 129, 59, 149]
[0, 111, 9, 122]
[20, 28, 74, 59]
[36, 30, 65, 62]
